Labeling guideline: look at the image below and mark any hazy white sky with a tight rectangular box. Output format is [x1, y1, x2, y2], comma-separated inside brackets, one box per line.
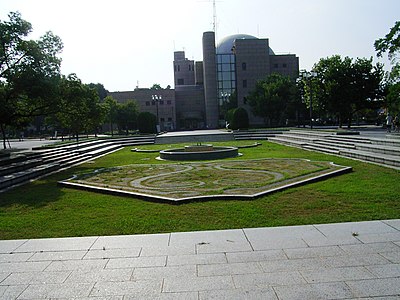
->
[1, 0, 399, 92]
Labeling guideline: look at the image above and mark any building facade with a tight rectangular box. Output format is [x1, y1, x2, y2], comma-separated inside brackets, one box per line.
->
[110, 32, 299, 130]
[108, 89, 176, 132]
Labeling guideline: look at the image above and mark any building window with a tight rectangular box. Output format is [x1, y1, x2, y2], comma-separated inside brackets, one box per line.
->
[189, 64, 191, 71]
[152, 101, 155, 105]
[145, 101, 150, 106]
[168, 117, 172, 122]
[273, 63, 278, 68]
[242, 62, 247, 71]
[177, 78, 184, 85]
[243, 79, 247, 88]
[283, 63, 287, 68]
[167, 100, 172, 105]
[178, 65, 180, 71]
[160, 100, 164, 105]
[160, 118, 165, 122]
[243, 97, 247, 104]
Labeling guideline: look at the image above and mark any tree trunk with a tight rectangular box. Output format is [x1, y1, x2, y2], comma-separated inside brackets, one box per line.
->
[1, 123, 6, 149]
[339, 115, 343, 128]
[347, 114, 352, 128]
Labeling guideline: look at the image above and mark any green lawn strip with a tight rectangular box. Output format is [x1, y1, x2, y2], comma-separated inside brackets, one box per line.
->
[0, 141, 399, 240]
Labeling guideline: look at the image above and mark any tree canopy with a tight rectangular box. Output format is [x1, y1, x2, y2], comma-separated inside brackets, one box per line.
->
[247, 73, 298, 127]
[0, 12, 63, 148]
[51, 74, 105, 141]
[375, 21, 400, 115]
[310, 55, 384, 127]
[116, 100, 139, 135]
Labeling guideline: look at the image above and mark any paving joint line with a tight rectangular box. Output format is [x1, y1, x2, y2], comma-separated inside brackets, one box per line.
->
[241, 228, 255, 251]
[381, 220, 400, 232]
[13, 239, 30, 253]
[167, 232, 171, 246]
[312, 224, 328, 238]
[88, 236, 100, 251]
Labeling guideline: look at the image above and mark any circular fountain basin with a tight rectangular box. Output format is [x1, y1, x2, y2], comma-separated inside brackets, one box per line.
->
[159, 145, 239, 161]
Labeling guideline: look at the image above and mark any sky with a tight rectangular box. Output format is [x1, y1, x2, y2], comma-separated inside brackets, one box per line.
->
[1, 0, 399, 92]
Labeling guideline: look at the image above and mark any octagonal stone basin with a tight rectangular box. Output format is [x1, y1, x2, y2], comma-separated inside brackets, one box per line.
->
[159, 145, 239, 161]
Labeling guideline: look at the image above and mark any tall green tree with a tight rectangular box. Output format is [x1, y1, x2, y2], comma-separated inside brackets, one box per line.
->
[375, 21, 400, 81]
[247, 73, 298, 127]
[312, 55, 384, 127]
[88, 83, 109, 100]
[150, 83, 162, 90]
[53, 74, 103, 142]
[0, 12, 63, 148]
[137, 112, 157, 134]
[103, 96, 118, 136]
[230, 107, 249, 130]
[375, 21, 400, 114]
[116, 100, 139, 135]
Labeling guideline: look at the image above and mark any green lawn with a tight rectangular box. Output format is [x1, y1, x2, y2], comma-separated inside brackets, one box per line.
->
[0, 141, 399, 240]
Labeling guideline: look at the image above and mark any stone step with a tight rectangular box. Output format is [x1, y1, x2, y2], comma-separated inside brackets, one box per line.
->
[59, 155, 93, 168]
[314, 140, 356, 150]
[0, 163, 60, 190]
[267, 137, 306, 147]
[276, 134, 317, 143]
[287, 130, 331, 138]
[86, 145, 123, 157]
[0, 158, 43, 177]
[325, 135, 372, 145]
[356, 143, 400, 156]
[102, 135, 156, 143]
[0, 154, 31, 167]
[302, 144, 341, 155]
[340, 149, 400, 168]
[114, 139, 155, 146]
[235, 136, 275, 140]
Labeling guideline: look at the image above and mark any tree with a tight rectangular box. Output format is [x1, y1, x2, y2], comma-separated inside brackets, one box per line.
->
[230, 107, 249, 130]
[150, 83, 162, 90]
[103, 96, 118, 136]
[137, 112, 157, 134]
[53, 74, 103, 142]
[312, 55, 384, 127]
[0, 12, 63, 148]
[375, 21, 400, 81]
[116, 100, 139, 135]
[247, 73, 298, 127]
[375, 21, 400, 115]
[88, 83, 109, 100]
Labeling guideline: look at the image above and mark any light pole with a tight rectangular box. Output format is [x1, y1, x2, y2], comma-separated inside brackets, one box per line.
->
[152, 94, 162, 133]
[299, 70, 317, 129]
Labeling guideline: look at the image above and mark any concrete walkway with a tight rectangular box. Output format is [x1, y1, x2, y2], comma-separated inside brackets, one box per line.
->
[1, 220, 399, 299]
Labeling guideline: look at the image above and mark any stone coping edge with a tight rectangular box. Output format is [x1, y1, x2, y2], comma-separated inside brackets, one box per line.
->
[58, 162, 352, 205]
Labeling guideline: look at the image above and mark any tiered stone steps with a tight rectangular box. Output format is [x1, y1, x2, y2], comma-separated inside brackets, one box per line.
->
[233, 130, 286, 140]
[234, 129, 400, 169]
[266, 130, 400, 168]
[0, 135, 156, 191]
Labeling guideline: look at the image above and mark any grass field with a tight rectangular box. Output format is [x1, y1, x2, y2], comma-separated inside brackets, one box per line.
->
[0, 141, 399, 240]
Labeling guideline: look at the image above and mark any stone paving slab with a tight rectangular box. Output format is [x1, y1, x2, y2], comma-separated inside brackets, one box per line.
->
[0, 219, 399, 299]
[91, 234, 169, 250]
[11, 236, 97, 253]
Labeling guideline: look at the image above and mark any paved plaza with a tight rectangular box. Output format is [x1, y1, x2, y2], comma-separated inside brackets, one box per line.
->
[1, 220, 399, 299]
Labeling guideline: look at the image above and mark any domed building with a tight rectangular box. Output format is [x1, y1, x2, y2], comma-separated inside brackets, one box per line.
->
[110, 32, 299, 131]
[174, 32, 299, 129]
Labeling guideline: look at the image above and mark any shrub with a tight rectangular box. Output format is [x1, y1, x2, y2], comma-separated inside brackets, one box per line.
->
[137, 112, 157, 134]
[230, 107, 249, 130]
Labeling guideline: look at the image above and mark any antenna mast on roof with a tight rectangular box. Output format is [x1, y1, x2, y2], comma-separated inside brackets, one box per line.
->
[213, 0, 217, 32]
[212, 0, 219, 41]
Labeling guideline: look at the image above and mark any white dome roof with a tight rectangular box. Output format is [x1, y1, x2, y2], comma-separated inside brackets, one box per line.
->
[216, 34, 274, 55]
